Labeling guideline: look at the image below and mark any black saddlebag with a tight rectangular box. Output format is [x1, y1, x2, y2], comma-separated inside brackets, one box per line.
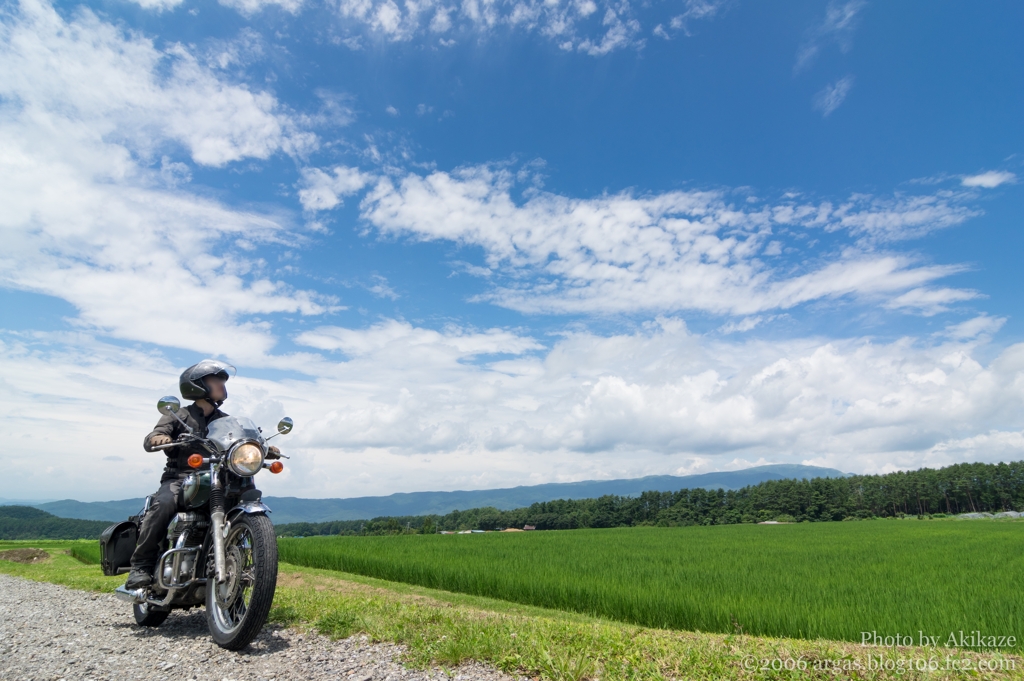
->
[99, 520, 138, 576]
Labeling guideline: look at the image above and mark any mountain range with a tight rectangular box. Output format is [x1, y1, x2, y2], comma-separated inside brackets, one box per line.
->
[3, 464, 848, 525]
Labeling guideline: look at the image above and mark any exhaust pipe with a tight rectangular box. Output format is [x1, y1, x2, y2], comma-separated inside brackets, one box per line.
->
[114, 585, 146, 604]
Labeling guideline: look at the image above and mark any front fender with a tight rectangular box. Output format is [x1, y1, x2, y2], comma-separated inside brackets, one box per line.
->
[226, 500, 272, 523]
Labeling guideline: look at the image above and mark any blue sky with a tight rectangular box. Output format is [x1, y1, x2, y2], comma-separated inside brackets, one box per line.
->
[1, 0, 1022, 501]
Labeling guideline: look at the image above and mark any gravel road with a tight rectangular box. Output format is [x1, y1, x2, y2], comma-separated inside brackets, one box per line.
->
[0, 574, 521, 681]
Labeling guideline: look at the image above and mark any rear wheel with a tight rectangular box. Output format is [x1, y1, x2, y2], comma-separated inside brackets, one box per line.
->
[133, 602, 170, 627]
[206, 513, 278, 650]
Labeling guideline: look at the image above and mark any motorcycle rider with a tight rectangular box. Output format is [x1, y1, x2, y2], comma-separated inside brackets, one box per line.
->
[125, 360, 279, 589]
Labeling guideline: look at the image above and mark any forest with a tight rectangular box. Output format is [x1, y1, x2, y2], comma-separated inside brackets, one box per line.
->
[0, 505, 112, 540]
[274, 460, 1024, 536]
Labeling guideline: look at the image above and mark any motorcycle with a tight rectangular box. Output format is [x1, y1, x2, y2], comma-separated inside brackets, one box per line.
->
[99, 395, 293, 650]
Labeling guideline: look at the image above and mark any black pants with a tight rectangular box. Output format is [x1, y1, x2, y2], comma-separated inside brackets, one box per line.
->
[130, 476, 184, 569]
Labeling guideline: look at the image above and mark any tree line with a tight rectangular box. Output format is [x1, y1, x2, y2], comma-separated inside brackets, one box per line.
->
[274, 460, 1024, 536]
[0, 506, 112, 540]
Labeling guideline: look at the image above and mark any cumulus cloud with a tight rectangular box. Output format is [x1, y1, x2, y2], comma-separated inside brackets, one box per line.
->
[0, 0, 330, 360]
[1, 0, 1016, 505]
[6, 320, 1024, 500]
[813, 75, 854, 116]
[357, 164, 980, 317]
[961, 170, 1017, 189]
[0, 0, 315, 166]
[298, 165, 373, 211]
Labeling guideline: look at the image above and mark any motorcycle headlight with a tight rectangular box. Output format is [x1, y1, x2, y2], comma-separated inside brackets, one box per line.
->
[228, 442, 264, 476]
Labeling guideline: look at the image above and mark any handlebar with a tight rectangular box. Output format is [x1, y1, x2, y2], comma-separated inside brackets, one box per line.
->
[149, 441, 185, 451]
[149, 435, 208, 452]
[149, 438, 287, 459]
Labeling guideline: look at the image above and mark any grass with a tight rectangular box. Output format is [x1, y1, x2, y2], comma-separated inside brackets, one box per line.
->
[69, 541, 101, 565]
[0, 540, 126, 591]
[278, 521, 1024, 649]
[2, 536, 1022, 680]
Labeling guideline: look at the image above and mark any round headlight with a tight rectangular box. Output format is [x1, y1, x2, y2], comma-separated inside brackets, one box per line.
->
[228, 442, 264, 476]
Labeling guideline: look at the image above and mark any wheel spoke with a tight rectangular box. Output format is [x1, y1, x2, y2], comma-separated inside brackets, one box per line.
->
[211, 525, 261, 630]
[207, 514, 275, 647]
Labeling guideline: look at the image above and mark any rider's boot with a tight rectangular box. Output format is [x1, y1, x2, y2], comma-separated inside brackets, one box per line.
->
[125, 566, 154, 590]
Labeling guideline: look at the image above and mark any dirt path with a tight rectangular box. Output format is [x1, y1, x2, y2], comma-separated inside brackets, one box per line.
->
[0, 574, 520, 681]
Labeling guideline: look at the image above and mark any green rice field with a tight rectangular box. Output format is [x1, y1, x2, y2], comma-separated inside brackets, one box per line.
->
[278, 521, 1024, 648]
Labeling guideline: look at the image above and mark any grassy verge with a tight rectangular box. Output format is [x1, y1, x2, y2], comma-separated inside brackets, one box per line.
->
[1, 540, 1021, 680]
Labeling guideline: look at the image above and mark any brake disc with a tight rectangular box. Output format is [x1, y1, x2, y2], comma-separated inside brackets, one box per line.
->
[215, 545, 243, 608]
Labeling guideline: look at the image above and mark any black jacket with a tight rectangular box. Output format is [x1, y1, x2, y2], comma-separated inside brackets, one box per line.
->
[144, 403, 227, 482]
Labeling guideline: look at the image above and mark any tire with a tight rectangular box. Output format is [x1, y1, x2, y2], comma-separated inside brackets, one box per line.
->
[206, 513, 278, 650]
[133, 602, 170, 627]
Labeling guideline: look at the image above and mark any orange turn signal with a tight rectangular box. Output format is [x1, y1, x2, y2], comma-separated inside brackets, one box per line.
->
[187, 453, 204, 469]
[269, 461, 284, 474]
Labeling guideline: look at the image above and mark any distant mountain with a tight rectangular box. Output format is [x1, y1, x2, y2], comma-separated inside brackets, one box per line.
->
[31, 464, 848, 524]
[35, 498, 148, 523]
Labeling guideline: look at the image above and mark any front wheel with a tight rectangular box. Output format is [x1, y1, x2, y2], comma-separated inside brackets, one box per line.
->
[133, 602, 170, 627]
[206, 513, 278, 650]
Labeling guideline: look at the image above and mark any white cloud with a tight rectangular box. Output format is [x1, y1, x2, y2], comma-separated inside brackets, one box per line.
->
[814, 191, 980, 241]
[0, 0, 315, 167]
[662, 0, 725, 38]
[295, 319, 541, 357]
[0, 0, 330, 360]
[1, 0, 1017, 506]
[217, 0, 303, 15]
[331, 0, 649, 54]
[358, 164, 980, 317]
[308, 89, 357, 128]
[961, 170, 1017, 189]
[205, 28, 266, 70]
[126, 0, 304, 13]
[366, 274, 399, 300]
[944, 314, 1006, 340]
[298, 165, 373, 211]
[795, 0, 865, 73]
[576, 9, 641, 56]
[883, 287, 979, 316]
[386, 105, 400, 116]
[813, 75, 854, 117]
[126, 0, 184, 12]
[7, 321, 1024, 500]
[719, 316, 767, 334]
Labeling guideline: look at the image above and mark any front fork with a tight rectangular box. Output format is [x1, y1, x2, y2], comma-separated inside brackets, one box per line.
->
[209, 463, 227, 584]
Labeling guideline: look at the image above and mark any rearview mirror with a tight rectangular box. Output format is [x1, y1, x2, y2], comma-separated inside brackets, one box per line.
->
[277, 417, 294, 435]
[158, 396, 181, 415]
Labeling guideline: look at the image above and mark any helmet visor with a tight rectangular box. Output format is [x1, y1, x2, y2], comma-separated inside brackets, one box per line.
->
[185, 359, 236, 382]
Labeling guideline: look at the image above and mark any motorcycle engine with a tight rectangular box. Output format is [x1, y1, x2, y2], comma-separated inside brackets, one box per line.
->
[164, 512, 209, 583]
